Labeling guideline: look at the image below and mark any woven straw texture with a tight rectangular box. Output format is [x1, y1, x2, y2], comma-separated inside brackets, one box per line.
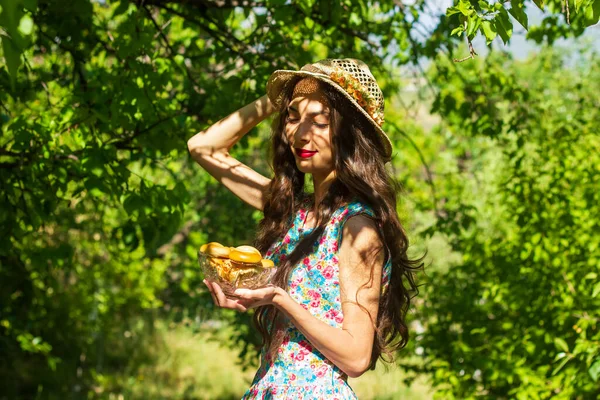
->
[266, 58, 392, 161]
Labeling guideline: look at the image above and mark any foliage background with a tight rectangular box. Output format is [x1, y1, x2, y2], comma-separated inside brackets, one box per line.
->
[1, 0, 599, 399]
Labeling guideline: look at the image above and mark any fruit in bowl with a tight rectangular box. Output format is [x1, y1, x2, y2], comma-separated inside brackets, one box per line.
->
[198, 242, 275, 295]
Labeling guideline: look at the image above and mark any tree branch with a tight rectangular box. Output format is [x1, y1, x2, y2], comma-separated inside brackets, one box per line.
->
[107, 111, 185, 149]
[289, 3, 380, 48]
[137, 0, 257, 65]
[142, 5, 203, 91]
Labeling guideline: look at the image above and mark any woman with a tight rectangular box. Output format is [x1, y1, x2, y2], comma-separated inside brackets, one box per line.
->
[187, 58, 422, 399]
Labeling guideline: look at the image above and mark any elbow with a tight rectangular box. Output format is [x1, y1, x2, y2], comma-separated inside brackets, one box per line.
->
[344, 357, 371, 379]
[187, 135, 201, 155]
[186, 136, 208, 160]
[187, 133, 211, 156]
[187, 135, 227, 159]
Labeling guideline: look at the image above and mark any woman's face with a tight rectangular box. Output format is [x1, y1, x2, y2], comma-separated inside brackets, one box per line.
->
[285, 79, 335, 178]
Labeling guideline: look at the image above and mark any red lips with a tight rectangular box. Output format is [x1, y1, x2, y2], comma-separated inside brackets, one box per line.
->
[295, 148, 318, 158]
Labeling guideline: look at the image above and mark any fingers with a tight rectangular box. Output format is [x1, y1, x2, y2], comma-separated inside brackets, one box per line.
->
[213, 283, 249, 312]
[203, 279, 248, 312]
[203, 279, 278, 312]
[203, 279, 218, 305]
[233, 288, 253, 299]
[234, 287, 274, 300]
[232, 287, 278, 310]
[211, 280, 230, 306]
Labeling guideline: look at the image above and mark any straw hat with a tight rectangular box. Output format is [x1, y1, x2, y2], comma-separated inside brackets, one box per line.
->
[266, 58, 392, 161]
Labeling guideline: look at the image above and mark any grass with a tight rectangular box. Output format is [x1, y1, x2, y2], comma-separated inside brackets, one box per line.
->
[103, 319, 433, 400]
[349, 363, 433, 400]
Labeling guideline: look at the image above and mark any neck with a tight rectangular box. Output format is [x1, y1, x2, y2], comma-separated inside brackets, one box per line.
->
[311, 169, 336, 210]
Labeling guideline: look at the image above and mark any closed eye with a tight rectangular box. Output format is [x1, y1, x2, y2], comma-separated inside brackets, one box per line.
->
[286, 117, 328, 128]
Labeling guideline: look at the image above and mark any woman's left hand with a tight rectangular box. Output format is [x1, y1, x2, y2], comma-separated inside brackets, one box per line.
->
[204, 279, 286, 312]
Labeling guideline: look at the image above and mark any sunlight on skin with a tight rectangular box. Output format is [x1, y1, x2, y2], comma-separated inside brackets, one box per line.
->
[286, 80, 337, 209]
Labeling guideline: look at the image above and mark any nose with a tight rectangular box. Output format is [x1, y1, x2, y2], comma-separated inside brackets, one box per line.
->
[292, 119, 312, 146]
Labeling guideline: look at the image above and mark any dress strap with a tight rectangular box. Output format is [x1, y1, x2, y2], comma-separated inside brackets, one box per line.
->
[330, 200, 377, 250]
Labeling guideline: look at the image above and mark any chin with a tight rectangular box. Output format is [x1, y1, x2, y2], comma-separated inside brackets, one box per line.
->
[296, 161, 332, 175]
[295, 162, 313, 173]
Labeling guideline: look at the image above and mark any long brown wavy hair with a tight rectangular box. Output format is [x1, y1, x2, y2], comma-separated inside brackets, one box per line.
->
[252, 77, 423, 370]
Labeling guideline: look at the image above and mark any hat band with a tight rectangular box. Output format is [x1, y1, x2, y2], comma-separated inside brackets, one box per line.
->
[302, 65, 384, 126]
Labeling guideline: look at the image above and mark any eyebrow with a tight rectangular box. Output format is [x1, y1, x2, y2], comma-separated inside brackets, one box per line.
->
[288, 105, 330, 116]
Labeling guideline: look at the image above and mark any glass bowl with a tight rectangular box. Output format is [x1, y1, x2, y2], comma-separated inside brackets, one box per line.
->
[198, 250, 275, 296]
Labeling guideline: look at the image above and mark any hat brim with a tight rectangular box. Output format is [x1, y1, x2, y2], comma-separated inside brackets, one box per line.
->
[266, 70, 392, 162]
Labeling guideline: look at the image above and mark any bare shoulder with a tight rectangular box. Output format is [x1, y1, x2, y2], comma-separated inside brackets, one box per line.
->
[341, 214, 385, 257]
[339, 214, 385, 275]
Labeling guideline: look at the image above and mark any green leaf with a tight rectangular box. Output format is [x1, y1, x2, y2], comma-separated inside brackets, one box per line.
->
[589, 359, 600, 382]
[592, 281, 600, 298]
[18, 14, 34, 35]
[495, 7, 513, 44]
[0, 0, 37, 89]
[457, 0, 475, 15]
[575, 0, 589, 13]
[583, 0, 600, 26]
[467, 14, 482, 38]
[532, 0, 545, 10]
[121, 221, 140, 251]
[296, 0, 315, 15]
[552, 355, 570, 375]
[451, 25, 465, 36]
[481, 20, 497, 44]
[304, 16, 314, 29]
[509, 0, 528, 30]
[111, 1, 131, 17]
[446, 0, 476, 17]
[84, 176, 109, 197]
[446, 6, 462, 16]
[554, 337, 569, 352]
[123, 194, 144, 216]
[47, 356, 60, 372]
[1, 35, 22, 90]
[553, 352, 566, 361]
[446, 7, 461, 17]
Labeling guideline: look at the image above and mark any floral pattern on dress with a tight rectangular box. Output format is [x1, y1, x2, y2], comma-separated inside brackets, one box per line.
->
[242, 199, 392, 399]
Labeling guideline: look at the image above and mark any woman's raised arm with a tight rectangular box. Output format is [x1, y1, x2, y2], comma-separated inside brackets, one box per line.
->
[187, 94, 275, 211]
